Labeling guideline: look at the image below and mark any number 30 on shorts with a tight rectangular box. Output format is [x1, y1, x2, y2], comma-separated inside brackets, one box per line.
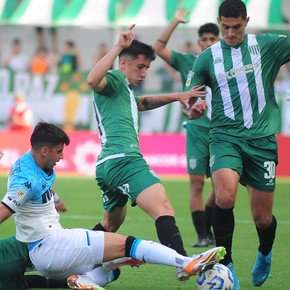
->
[264, 161, 276, 179]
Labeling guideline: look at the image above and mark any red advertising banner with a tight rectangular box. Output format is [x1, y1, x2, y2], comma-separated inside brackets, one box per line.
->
[0, 130, 289, 177]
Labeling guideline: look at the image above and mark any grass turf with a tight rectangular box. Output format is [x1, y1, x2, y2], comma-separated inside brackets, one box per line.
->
[0, 175, 289, 289]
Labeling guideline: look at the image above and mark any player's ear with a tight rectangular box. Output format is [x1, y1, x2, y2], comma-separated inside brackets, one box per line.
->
[41, 145, 49, 157]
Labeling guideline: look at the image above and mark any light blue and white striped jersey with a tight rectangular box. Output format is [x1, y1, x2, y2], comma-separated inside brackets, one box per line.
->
[2, 151, 61, 243]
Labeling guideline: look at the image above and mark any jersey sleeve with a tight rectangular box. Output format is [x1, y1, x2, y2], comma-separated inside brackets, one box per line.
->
[2, 176, 35, 213]
[185, 53, 208, 91]
[171, 51, 185, 71]
[269, 33, 290, 65]
[99, 70, 125, 96]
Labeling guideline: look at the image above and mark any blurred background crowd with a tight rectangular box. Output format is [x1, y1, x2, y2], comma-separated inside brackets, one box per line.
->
[0, 0, 289, 133]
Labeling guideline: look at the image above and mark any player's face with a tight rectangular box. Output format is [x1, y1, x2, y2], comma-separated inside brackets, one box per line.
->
[43, 144, 64, 173]
[122, 55, 151, 86]
[198, 33, 219, 51]
[218, 16, 249, 47]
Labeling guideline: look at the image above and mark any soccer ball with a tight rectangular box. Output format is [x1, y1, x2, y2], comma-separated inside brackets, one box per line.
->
[196, 263, 234, 290]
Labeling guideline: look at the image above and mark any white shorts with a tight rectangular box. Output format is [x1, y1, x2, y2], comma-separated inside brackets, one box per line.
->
[29, 228, 105, 279]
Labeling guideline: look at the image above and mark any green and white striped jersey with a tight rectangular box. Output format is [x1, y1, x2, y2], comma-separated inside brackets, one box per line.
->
[171, 50, 211, 127]
[93, 70, 142, 163]
[187, 33, 290, 139]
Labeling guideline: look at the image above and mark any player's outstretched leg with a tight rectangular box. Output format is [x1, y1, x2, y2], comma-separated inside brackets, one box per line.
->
[251, 251, 272, 286]
[184, 246, 226, 275]
[102, 257, 145, 271]
[67, 267, 120, 290]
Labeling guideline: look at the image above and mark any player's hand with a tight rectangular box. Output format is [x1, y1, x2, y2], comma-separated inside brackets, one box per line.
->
[183, 100, 207, 119]
[118, 24, 135, 49]
[179, 85, 206, 109]
[54, 199, 69, 213]
[174, 7, 190, 23]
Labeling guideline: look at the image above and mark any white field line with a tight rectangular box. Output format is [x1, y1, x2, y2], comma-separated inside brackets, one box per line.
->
[61, 215, 290, 225]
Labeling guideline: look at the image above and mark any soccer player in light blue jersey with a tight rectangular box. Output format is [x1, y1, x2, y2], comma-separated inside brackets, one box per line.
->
[0, 122, 226, 289]
[186, 0, 290, 288]
[154, 7, 220, 248]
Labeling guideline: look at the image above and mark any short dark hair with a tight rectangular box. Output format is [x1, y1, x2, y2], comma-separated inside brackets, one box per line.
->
[30, 121, 70, 150]
[198, 23, 220, 37]
[218, 0, 247, 19]
[119, 40, 156, 61]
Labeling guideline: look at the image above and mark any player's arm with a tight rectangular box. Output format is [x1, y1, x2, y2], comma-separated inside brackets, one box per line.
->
[153, 7, 189, 64]
[138, 85, 206, 111]
[87, 25, 135, 92]
[0, 203, 13, 225]
[52, 190, 69, 213]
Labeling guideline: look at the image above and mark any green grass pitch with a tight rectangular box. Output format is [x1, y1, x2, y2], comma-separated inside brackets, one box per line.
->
[0, 175, 289, 289]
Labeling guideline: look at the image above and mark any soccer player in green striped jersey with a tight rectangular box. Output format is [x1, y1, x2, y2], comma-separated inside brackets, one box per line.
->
[87, 25, 207, 282]
[186, 0, 290, 288]
[154, 7, 220, 248]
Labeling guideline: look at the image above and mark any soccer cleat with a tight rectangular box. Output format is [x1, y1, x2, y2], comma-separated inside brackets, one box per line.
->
[192, 236, 209, 248]
[207, 231, 215, 246]
[176, 267, 190, 281]
[226, 262, 241, 290]
[67, 274, 105, 290]
[251, 251, 272, 286]
[184, 246, 226, 276]
[102, 257, 145, 271]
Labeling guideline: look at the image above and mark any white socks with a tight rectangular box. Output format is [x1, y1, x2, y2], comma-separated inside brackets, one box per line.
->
[131, 239, 192, 268]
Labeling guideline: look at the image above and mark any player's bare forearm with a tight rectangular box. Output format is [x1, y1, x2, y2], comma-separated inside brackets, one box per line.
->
[139, 94, 175, 110]
[138, 87, 206, 111]
[87, 45, 121, 91]
[88, 25, 135, 92]
[0, 204, 13, 224]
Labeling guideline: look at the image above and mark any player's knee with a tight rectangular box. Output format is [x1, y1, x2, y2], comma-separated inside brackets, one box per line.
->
[215, 194, 235, 208]
[253, 213, 273, 229]
[101, 219, 124, 232]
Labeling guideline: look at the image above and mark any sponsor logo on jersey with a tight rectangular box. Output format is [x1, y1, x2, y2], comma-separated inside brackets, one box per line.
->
[23, 182, 32, 189]
[16, 189, 26, 199]
[7, 196, 21, 207]
[218, 62, 260, 80]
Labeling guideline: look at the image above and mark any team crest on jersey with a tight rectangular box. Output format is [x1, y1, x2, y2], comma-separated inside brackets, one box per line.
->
[118, 183, 130, 194]
[214, 57, 223, 64]
[189, 158, 197, 169]
[185, 71, 194, 87]
[16, 189, 26, 199]
[248, 44, 260, 55]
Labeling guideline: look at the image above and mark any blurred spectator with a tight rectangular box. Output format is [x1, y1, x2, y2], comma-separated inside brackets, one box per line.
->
[8, 91, 33, 130]
[156, 63, 179, 92]
[94, 43, 113, 69]
[180, 40, 201, 55]
[30, 46, 50, 74]
[94, 43, 109, 63]
[59, 41, 81, 73]
[4, 39, 29, 72]
[48, 48, 59, 73]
